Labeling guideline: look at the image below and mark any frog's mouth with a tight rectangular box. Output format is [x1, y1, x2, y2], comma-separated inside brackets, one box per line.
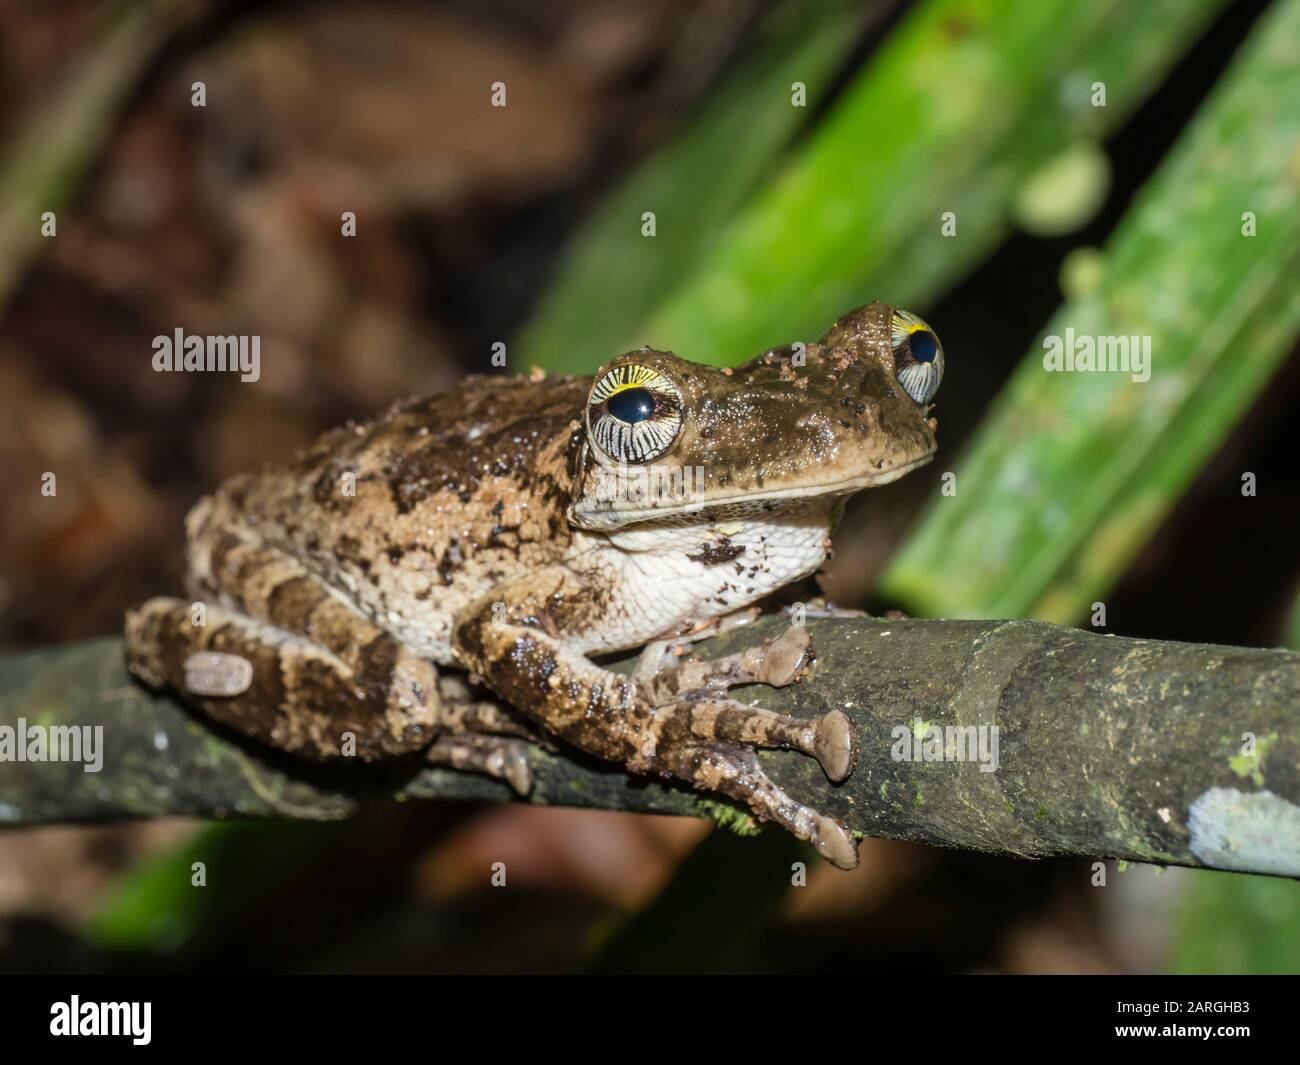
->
[569, 449, 934, 530]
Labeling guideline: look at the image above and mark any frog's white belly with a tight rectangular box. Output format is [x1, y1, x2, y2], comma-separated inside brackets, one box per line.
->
[569, 505, 832, 655]
[328, 504, 832, 664]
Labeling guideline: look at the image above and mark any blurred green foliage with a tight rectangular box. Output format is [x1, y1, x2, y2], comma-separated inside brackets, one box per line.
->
[882, 0, 1300, 620]
[520, 0, 1228, 372]
[0, 0, 202, 313]
[516, 0, 867, 373]
[1173, 870, 1300, 974]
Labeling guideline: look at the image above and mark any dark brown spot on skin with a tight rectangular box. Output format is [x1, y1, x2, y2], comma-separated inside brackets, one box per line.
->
[437, 540, 462, 585]
[311, 464, 348, 507]
[335, 534, 371, 575]
[688, 538, 746, 565]
[268, 576, 328, 634]
[356, 631, 400, 694]
[208, 533, 245, 585]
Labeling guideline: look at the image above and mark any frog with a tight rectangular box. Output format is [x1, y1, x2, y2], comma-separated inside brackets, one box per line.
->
[125, 300, 943, 868]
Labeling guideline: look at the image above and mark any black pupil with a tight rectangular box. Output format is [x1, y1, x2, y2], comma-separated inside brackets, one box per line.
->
[910, 329, 939, 363]
[608, 387, 655, 423]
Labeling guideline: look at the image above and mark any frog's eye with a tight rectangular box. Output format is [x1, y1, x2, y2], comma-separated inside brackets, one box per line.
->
[890, 309, 945, 405]
[587, 364, 684, 464]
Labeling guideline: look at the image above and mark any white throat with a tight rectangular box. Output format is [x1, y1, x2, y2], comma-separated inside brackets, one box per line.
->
[571, 500, 834, 654]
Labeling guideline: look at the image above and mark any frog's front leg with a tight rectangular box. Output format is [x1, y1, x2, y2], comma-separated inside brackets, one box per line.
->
[453, 571, 859, 868]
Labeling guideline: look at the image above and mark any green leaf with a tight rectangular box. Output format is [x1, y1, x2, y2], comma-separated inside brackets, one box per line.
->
[1172, 869, 1300, 974]
[629, 0, 1228, 366]
[515, 0, 867, 374]
[882, 0, 1300, 621]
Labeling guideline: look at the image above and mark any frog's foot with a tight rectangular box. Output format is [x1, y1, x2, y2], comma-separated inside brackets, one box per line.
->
[454, 573, 856, 868]
[436, 673, 545, 744]
[652, 692, 855, 783]
[642, 625, 814, 698]
[635, 627, 855, 783]
[633, 626, 857, 863]
[639, 736, 858, 869]
[632, 608, 766, 680]
[426, 733, 533, 796]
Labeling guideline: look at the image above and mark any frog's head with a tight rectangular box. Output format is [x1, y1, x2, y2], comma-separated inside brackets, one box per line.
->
[568, 300, 942, 530]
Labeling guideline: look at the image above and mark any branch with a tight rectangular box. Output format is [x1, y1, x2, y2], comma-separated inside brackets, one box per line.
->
[1, 618, 1297, 877]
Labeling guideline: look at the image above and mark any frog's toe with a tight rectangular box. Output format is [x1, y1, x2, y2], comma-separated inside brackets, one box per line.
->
[650, 740, 858, 869]
[812, 814, 859, 870]
[427, 734, 534, 796]
[755, 626, 814, 687]
[651, 693, 858, 784]
[497, 746, 534, 796]
[814, 709, 856, 783]
[796, 599, 868, 620]
[182, 651, 255, 697]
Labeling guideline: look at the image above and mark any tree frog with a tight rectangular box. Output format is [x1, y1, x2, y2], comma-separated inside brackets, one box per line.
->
[126, 301, 943, 868]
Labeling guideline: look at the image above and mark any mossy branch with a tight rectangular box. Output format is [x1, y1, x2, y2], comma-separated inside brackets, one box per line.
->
[1, 617, 1297, 877]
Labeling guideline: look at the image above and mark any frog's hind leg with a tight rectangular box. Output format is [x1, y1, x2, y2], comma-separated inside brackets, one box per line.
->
[125, 597, 439, 761]
[128, 594, 542, 796]
[160, 527, 448, 757]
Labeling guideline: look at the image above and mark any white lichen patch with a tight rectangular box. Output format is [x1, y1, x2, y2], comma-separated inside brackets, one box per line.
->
[1187, 787, 1300, 877]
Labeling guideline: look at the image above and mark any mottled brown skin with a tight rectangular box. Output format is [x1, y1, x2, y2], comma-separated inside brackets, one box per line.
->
[126, 301, 941, 867]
